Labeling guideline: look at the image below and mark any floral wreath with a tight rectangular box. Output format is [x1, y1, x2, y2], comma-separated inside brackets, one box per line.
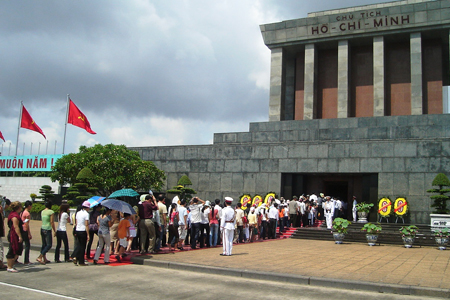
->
[264, 192, 276, 206]
[253, 195, 263, 207]
[378, 197, 392, 218]
[239, 194, 252, 209]
[394, 197, 408, 217]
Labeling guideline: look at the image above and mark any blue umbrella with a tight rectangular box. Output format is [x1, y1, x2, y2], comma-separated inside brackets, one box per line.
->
[87, 196, 106, 207]
[108, 188, 139, 198]
[101, 199, 136, 215]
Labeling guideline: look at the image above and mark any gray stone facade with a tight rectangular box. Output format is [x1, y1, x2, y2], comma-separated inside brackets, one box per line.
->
[132, 114, 450, 224]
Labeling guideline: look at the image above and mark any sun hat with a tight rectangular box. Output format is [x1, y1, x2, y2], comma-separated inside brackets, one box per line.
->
[82, 201, 91, 208]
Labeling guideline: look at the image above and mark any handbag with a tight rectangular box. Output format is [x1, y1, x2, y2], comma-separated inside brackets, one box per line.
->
[89, 223, 99, 231]
[173, 213, 179, 227]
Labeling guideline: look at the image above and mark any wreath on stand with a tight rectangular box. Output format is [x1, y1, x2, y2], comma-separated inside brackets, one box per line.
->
[394, 197, 408, 223]
[378, 197, 392, 222]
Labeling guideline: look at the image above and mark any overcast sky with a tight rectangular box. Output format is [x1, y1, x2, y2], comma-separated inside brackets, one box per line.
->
[0, 0, 394, 155]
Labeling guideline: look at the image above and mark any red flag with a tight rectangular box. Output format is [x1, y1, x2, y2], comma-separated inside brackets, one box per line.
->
[21, 105, 46, 139]
[0, 131, 5, 142]
[67, 99, 96, 134]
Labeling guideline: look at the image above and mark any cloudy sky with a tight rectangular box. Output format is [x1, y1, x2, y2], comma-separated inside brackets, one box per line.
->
[0, 0, 393, 155]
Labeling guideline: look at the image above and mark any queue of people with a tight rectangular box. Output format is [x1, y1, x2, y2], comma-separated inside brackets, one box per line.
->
[0, 192, 354, 271]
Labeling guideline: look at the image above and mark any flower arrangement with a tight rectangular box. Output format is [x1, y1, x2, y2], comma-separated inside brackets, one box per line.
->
[356, 202, 374, 213]
[399, 225, 419, 237]
[394, 197, 408, 217]
[240, 194, 252, 208]
[332, 218, 352, 234]
[378, 197, 392, 218]
[264, 192, 276, 206]
[434, 228, 450, 238]
[253, 195, 263, 207]
[361, 223, 382, 234]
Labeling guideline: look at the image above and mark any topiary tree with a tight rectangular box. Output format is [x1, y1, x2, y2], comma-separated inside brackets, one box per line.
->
[427, 173, 450, 214]
[37, 185, 55, 202]
[167, 175, 197, 200]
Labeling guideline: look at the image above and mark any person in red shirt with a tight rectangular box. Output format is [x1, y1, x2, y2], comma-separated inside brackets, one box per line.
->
[137, 193, 158, 254]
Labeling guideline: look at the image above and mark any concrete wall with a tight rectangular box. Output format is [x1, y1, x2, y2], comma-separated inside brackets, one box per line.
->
[132, 114, 450, 224]
[0, 177, 59, 202]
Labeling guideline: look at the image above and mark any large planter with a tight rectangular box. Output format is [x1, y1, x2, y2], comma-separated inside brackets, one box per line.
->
[430, 214, 450, 231]
[435, 237, 449, 250]
[333, 232, 345, 244]
[357, 212, 368, 223]
[402, 235, 415, 248]
[366, 234, 378, 246]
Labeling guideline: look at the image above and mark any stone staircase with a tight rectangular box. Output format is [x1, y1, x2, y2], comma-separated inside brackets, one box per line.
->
[291, 222, 437, 247]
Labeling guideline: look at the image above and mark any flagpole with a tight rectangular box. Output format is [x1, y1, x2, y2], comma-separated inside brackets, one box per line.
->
[62, 94, 70, 154]
[15, 102, 23, 156]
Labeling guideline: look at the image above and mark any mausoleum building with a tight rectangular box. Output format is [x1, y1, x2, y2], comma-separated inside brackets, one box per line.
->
[133, 0, 450, 223]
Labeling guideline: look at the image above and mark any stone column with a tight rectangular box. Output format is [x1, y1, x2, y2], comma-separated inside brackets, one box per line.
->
[269, 48, 284, 122]
[410, 32, 423, 115]
[338, 40, 349, 118]
[303, 44, 316, 120]
[373, 36, 385, 116]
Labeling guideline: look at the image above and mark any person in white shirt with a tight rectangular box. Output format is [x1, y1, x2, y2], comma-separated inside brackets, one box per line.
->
[352, 196, 358, 222]
[188, 197, 205, 250]
[55, 204, 71, 263]
[234, 203, 245, 243]
[259, 204, 268, 240]
[299, 198, 306, 227]
[220, 197, 236, 256]
[268, 203, 279, 239]
[73, 201, 90, 266]
[200, 201, 211, 248]
[177, 200, 188, 250]
[324, 197, 335, 230]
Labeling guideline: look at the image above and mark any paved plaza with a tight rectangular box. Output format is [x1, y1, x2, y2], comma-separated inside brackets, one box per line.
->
[17, 220, 450, 297]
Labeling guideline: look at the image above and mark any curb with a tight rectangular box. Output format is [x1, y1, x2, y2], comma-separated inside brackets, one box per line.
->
[131, 256, 450, 299]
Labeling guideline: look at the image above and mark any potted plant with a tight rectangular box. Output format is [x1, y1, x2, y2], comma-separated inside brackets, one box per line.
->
[399, 225, 419, 248]
[361, 223, 382, 246]
[356, 202, 374, 223]
[427, 173, 450, 231]
[332, 218, 351, 244]
[434, 228, 450, 250]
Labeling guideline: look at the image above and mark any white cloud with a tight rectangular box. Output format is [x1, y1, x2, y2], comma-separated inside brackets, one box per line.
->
[0, 0, 393, 155]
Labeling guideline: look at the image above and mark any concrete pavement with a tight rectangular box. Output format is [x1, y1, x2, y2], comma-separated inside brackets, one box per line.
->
[20, 220, 450, 298]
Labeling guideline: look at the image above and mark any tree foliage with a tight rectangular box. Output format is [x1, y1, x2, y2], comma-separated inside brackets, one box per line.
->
[50, 144, 166, 197]
[427, 173, 450, 214]
[167, 175, 196, 200]
[38, 185, 55, 201]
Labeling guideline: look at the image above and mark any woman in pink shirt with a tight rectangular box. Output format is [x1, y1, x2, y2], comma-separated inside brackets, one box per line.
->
[21, 201, 32, 265]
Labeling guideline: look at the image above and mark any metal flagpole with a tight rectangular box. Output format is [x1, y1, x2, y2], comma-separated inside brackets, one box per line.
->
[23, 142, 25, 155]
[62, 94, 70, 154]
[46, 140, 49, 155]
[15, 102, 23, 156]
[54, 140, 57, 154]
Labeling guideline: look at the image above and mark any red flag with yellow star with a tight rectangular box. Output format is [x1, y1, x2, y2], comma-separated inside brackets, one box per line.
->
[67, 99, 96, 134]
[0, 131, 5, 142]
[21, 105, 46, 139]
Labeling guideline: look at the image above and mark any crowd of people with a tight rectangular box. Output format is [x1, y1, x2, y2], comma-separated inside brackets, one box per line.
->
[0, 192, 357, 271]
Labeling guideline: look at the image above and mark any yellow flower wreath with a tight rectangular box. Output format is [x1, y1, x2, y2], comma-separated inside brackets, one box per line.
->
[394, 197, 408, 216]
[378, 197, 392, 217]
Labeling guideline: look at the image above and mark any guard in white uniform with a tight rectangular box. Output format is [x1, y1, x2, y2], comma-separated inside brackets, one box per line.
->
[220, 197, 236, 256]
[323, 196, 334, 230]
[352, 196, 358, 222]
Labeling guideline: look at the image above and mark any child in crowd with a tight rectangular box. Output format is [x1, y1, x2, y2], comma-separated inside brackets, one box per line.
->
[116, 213, 131, 262]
